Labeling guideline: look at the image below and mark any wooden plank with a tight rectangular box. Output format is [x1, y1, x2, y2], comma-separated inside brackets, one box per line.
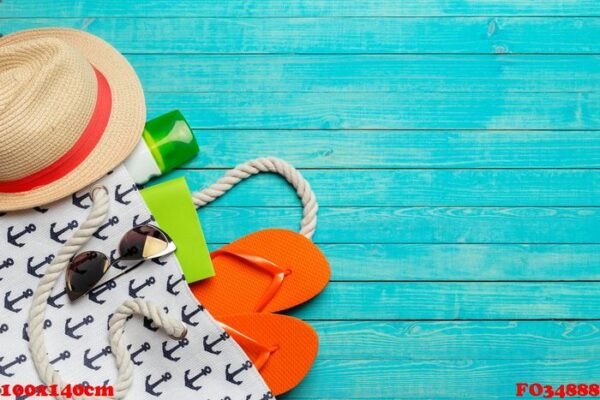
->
[190, 130, 600, 169]
[131, 55, 600, 93]
[311, 321, 600, 359]
[3, 1, 600, 17]
[289, 282, 600, 320]
[286, 359, 600, 398]
[197, 207, 600, 244]
[2, 18, 599, 54]
[210, 244, 600, 281]
[167, 169, 600, 207]
[145, 91, 600, 130]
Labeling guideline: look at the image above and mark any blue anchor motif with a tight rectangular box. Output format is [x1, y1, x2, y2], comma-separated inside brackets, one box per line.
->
[143, 307, 168, 332]
[151, 256, 168, 266]
[93, 216, 119, 240]
[0, 257, 14, 281]
[50, 220, 79, 243]
[109, 249, 129, 270]
[225, 361, 253, 385]
[33, 206, 49, 213]
[133, 214, 154, 227]
[27, 254, 54, 278]
[65, 315, 94, 339]
[181, 304, 204, 326]
[145, 373, 172, 397]
[89, 280, 117, 304]
[203, 332, 230, 355]
[49, 350, 71, 365]
[0, 354, 26, 377]
[83, 346, 112, 370]
[129, 277, 156, 298]
[4, 289, 34, 313]
[115, 184, 137, 205]
[72, 191, 91, 209]
[167, 274, 185, 295]
[162, 337, 190, 362]
[127, 342, 151, 366]
[7, 223, 36, 247]
[23, 320, 52, 341]
[47, 288, 67, 309]
[184, 366, 212, 391]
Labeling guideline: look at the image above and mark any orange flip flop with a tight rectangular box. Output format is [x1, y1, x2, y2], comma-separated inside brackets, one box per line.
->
[217, 313, 318, 396]
[191, 229, 330, 316]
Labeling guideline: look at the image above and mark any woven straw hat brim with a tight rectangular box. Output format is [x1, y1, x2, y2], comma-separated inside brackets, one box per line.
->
[0, 28, 145, 211]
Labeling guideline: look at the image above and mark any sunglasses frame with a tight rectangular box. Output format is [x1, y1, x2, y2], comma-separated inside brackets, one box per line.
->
[66, 224, 175, 301]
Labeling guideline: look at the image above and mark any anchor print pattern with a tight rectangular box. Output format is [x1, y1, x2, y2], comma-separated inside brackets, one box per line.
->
[128, 342, 151, 366]
[185, 366, 212, 391]
[167, 274, 185, 295]
[162, 338, 190, 362]
[65, 315, 94, 339]
[27, 254, 54, 278]
[0, 167, 271, 399]
[50, 220, 79, 243]
[7, 224, 36, 247]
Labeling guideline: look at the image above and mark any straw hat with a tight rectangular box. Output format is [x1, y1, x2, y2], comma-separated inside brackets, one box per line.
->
[0, 28, 145, 211]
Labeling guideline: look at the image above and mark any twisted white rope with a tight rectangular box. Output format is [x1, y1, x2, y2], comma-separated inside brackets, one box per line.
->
[191, 157, 318, 239]
[108, 298, 186, 397]
[27, 186, 186, 399]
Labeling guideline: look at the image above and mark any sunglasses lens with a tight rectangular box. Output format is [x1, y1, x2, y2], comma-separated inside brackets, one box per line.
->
[66, 251, 110, 301]
[119, 225, 173, 261]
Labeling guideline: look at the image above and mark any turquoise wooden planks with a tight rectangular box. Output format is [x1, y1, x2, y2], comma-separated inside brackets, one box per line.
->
[191, 130, 600, 169]
[2, 18, 599, 54]
[289, 282, 600, 320]
[311, 321, 600, 359]
[167, 169, 600, 206]
[145, 91, 600, 130]
[286, 358, 600, 398]
[4, 0, 600, 17]
[197, 207, 600, 244]
[131, 55, 600, 93]
[208, 244, 600, 281]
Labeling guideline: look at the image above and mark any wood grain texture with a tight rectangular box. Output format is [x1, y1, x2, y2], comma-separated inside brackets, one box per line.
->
[190, 130, 600, 169]
[165, 169, 600, 206]
[6, 2, 600, 399]
[286, 359, 600, 398]
[207, 244, 600, 281]
[197, 207, 600, 244]
[131, 55, 600, 93]
[311, 321, 600, 359]
[4, 0, 600, 17]
[1, 17, 599, 54]
[144, 91, 599, 130]
[289, 282, 600, 320]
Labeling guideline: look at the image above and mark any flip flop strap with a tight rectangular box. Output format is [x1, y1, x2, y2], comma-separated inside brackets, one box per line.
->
[191, 157, 318, 240]
[218, 321, 279, 370]
[211, 249, 291, 312]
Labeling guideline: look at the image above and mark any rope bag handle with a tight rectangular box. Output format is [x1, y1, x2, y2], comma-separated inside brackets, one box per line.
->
[191, 157, 318, 240]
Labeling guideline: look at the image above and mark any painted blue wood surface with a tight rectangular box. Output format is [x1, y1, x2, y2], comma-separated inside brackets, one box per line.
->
[3, 1, 599, 398]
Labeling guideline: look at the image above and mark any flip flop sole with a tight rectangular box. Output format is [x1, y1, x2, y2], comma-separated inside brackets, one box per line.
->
[191, 229, 330, 315]
[219, 313, 319, 396]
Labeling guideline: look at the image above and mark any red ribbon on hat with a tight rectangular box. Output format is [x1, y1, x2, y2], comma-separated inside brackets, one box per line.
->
[0, 67, 112, 194]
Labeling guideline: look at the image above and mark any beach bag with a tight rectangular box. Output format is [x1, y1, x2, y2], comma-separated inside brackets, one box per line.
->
[0, 166, 273, 399]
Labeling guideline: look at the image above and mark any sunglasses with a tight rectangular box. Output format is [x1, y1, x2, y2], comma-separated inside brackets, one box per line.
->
[66, 224, 176, 301]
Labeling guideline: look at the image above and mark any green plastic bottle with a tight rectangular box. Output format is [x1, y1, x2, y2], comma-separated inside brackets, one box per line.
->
[124, 110, 199, 184]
